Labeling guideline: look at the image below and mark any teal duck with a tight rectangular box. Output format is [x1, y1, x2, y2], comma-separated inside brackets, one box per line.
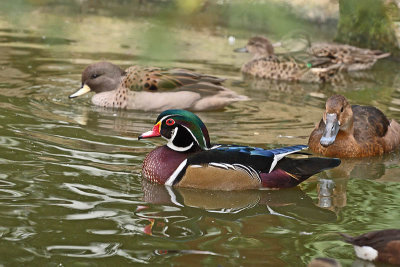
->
[308, 95, 400, 157]
[234, 36, 341, 83]
[308, 42, 390, 72]
[340, 230, 400, 265]
[69, 62, 248, 111]
[138, 109, 340, 191]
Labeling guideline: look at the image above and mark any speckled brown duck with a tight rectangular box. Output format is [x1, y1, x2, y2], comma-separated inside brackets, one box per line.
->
[308, 95, 400, 158]
[308, 42, 390, 72]
[234, 36, 341, 83]
[340, 229, 400, 265]
[138, 109, 341, 191]
[69, 62, 248, 111]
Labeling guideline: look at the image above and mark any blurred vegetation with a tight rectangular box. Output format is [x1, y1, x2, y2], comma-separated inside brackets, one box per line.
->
[335, 0, 399, 54]
[0, 0, 337, 37]
[1, 0, 399, 59]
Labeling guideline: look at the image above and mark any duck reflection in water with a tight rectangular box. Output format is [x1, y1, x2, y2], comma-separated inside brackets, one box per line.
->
[136, 179, 337, 236]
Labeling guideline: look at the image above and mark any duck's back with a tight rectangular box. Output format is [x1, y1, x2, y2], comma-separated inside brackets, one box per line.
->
[241, 56, 302, 81]
[352, 105, 389, 141]
[98, 65, 247, 111]
[241, 55, 339, 83]
[123, 66, 225, 92]
[308, 43, 390, 71]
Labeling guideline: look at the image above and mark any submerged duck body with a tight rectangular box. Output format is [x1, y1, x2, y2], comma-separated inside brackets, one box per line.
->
[69, 62, 247, 111]
[139, 109, 340, 191]
[309, 95, 400, 158]
[340, 229, 400, 265]
[235, 36, 341, 83]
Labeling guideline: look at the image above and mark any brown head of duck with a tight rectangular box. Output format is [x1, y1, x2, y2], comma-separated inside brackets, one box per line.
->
[69, 62, 125, 99]
[234, 36, 275, 59]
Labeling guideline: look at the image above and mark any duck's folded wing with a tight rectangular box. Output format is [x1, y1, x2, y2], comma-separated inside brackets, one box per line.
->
[124, 66, 225, 92]
[340, 230, 400, 250]
[165, 145, 335, 190]
[352, 105, 390, 138]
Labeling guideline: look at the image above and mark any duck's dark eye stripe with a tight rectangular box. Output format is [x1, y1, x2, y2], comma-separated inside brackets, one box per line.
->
[340, 107, 343, 112]
[91, 74, 100, 79]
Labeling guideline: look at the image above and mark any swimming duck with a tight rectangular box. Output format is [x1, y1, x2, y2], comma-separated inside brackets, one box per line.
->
[234, 36, 341, 83]
[69, 62, 247, 111]
[308, 42, 390, 72]
[308, 95, 400, 158]
[340, 229, 400, 265]
[138, 109, 340, 190]
[275, 33, 390, 72]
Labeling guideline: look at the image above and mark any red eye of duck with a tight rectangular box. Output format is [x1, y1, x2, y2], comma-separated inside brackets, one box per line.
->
[166, 118, 175, 126]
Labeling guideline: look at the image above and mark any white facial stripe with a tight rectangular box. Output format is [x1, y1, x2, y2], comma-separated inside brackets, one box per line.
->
[159, 114, 206, 150]
[167, 127, 194, 152]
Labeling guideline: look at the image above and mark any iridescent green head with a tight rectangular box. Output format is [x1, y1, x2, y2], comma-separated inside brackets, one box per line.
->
[138, 109, 211, 152]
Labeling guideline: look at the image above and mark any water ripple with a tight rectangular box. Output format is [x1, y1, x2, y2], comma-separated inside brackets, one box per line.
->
[47, 243, 120, 258]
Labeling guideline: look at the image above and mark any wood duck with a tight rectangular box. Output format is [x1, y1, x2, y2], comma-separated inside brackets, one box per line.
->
[234, 36, 342, 83]
[340, 229, 400, 265]
[308, 95, 400, 157]
[69, 62, 248, 111]
[138, 109, 341, 190]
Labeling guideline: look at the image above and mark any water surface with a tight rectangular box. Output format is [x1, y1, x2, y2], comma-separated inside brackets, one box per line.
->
[0, 1, 400, 266]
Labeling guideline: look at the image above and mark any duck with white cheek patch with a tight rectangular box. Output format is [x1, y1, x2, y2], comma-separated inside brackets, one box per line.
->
[138, 109, 341, 191]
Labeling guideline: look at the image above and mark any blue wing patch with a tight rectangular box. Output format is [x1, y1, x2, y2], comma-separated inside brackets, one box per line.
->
[212, 144, 307, 158]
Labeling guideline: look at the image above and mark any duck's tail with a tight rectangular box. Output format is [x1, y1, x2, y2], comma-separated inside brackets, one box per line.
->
[374, 52, 390, 59]
[260, 157, 341, 189]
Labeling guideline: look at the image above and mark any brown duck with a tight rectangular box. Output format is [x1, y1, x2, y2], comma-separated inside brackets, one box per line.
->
[340, 229, 400, 265]
[308, 95, 400, 157]
[234, 36, 341, 83]
[69, 62, 248, 111]
[275, 32, 390, 71]
[308, 42, 390, 72]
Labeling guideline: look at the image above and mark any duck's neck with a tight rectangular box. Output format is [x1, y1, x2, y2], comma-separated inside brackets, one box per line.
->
[252, 52, 275, 60]
[91, 83, 130, 109]
[339, 115, 354, 136]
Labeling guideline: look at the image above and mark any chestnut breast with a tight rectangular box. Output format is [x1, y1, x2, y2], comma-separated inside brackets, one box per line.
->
[142, 146, 192, 184]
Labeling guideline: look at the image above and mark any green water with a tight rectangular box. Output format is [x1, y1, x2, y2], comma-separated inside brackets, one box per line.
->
[0, 1, 400, 266]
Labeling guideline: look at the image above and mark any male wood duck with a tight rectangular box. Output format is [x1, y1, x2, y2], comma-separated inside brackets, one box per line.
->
[69, 62, 248, 111]
[234, 36, 341, 83]
[340, 229, 400, 265]
[308, 95, 400, 158]
[308, 42, 390, 72]
[138, 109, 340, 190]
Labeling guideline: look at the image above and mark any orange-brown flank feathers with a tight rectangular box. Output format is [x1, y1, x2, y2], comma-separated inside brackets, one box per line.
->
[309, 95, 400, 157]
